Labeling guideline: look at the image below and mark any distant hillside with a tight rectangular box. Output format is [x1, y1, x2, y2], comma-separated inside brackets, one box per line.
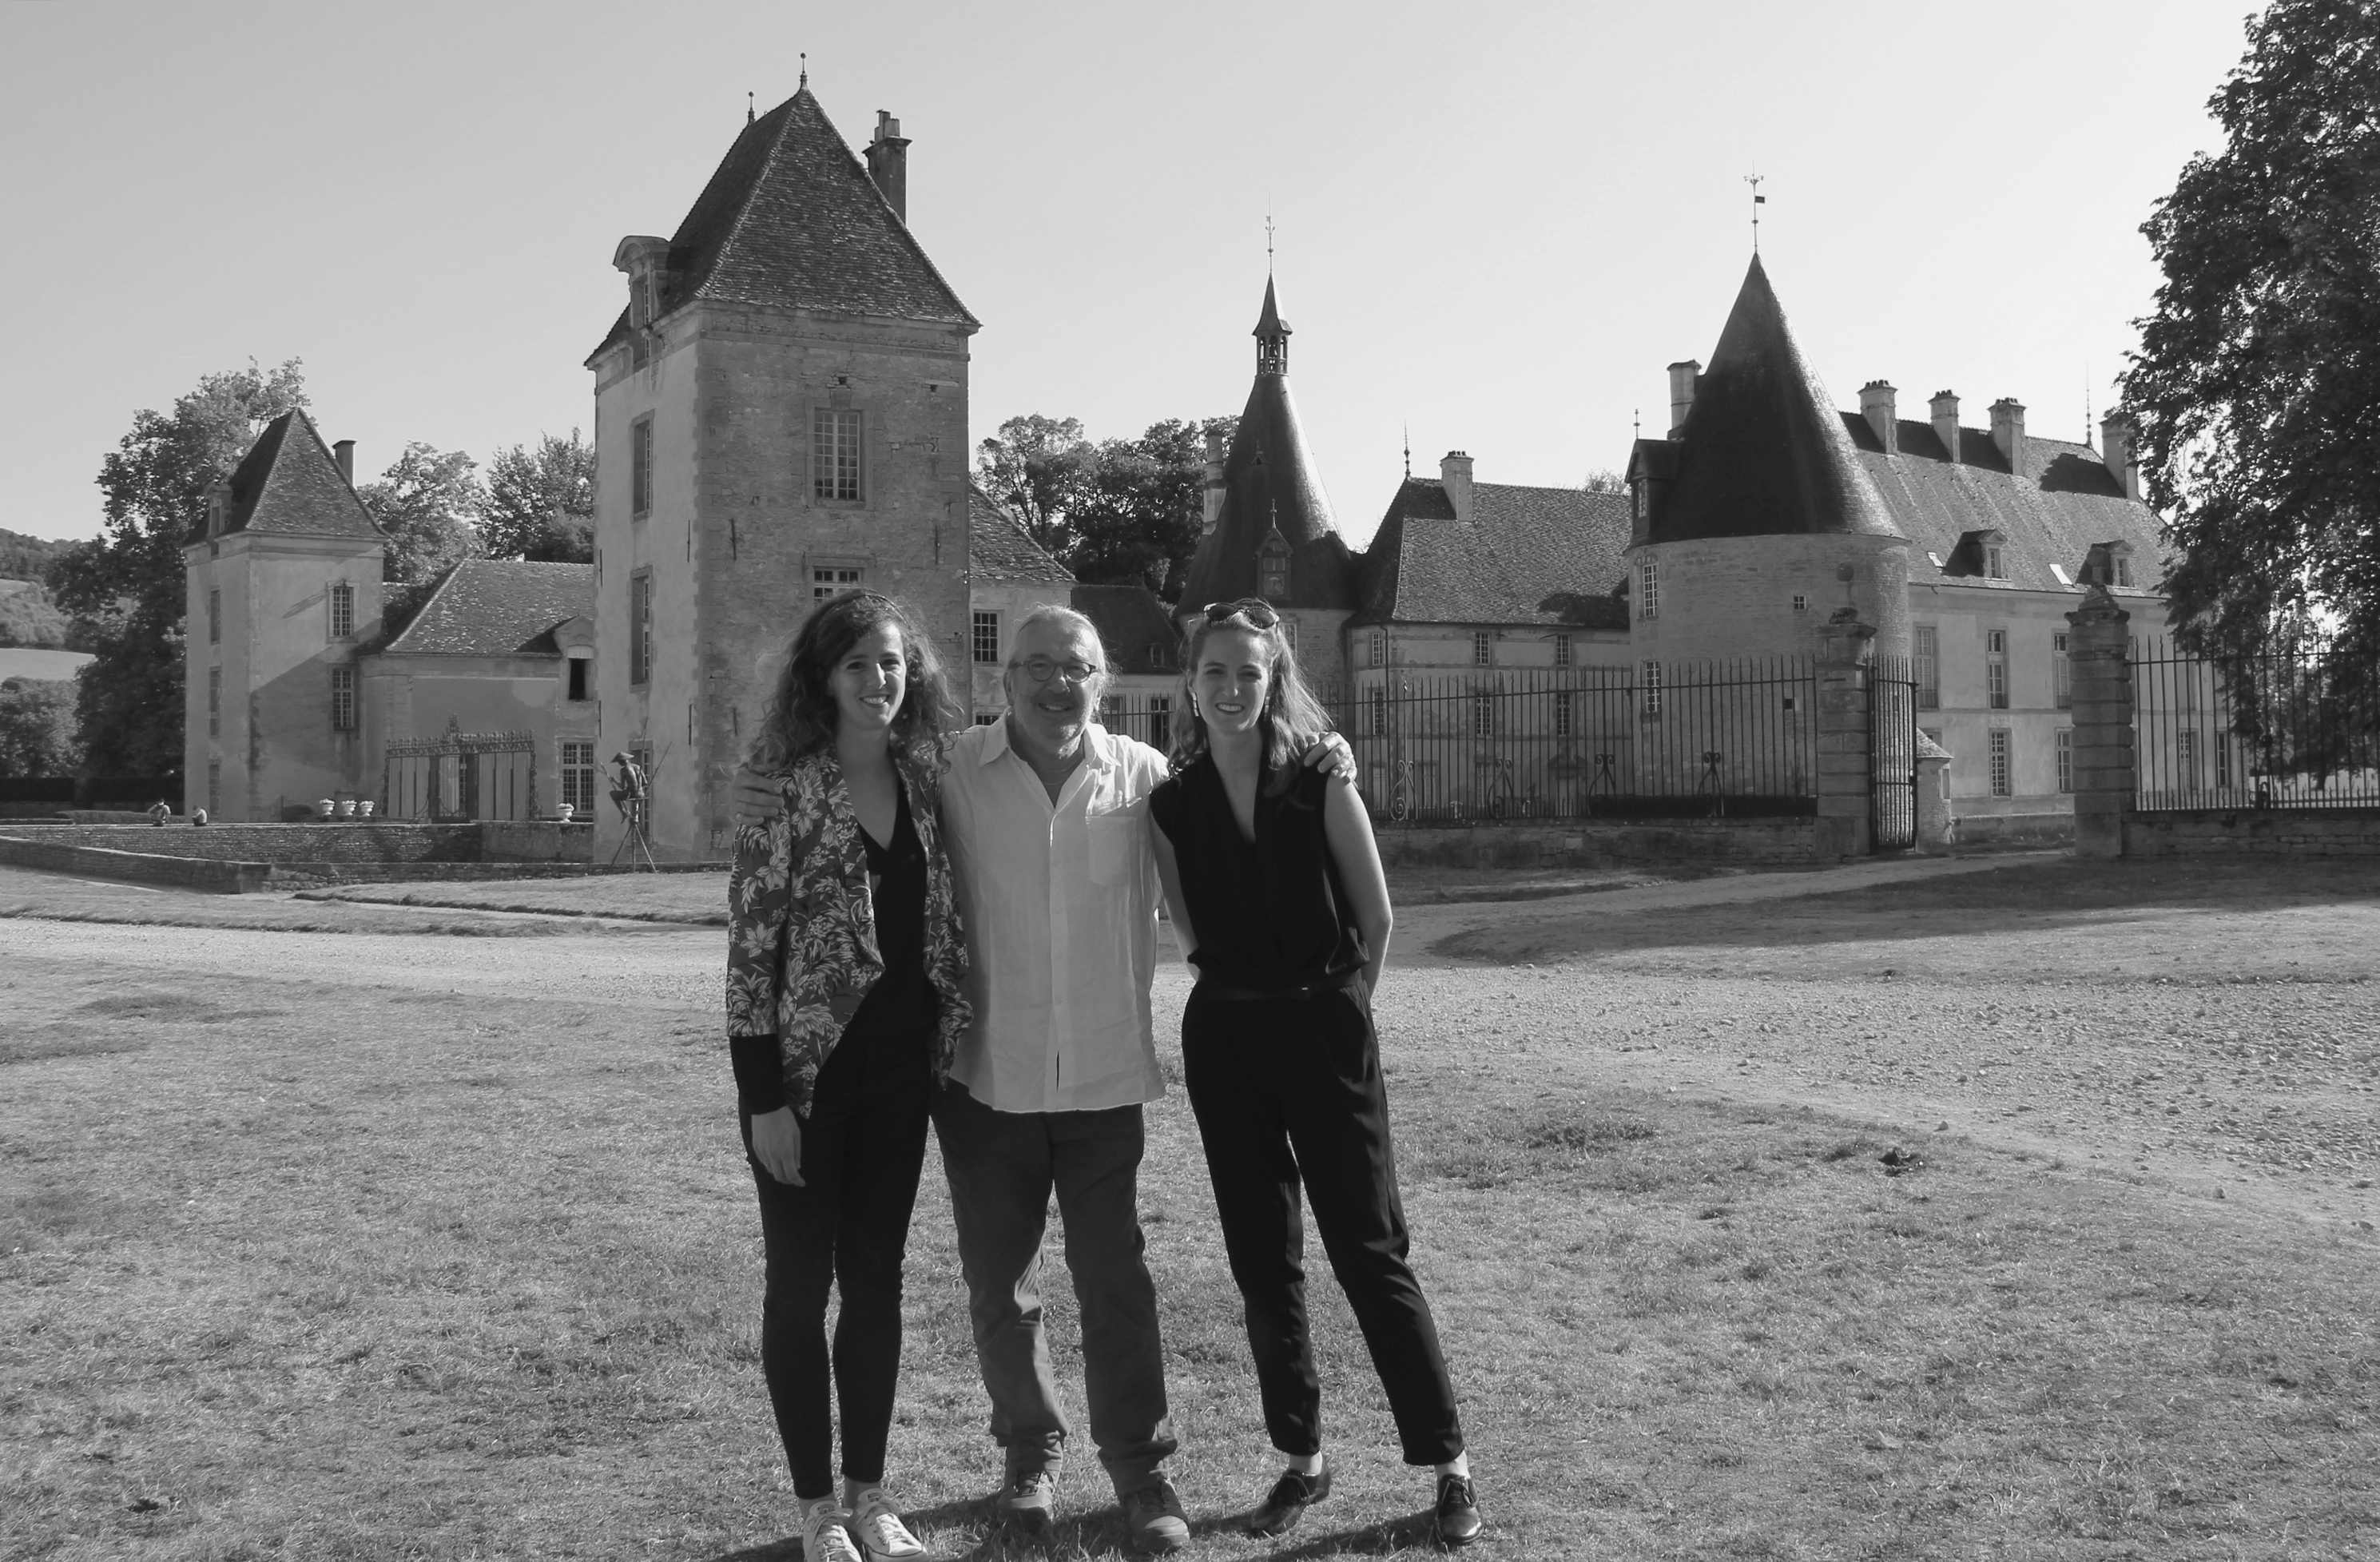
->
[0, 528, 77, 585]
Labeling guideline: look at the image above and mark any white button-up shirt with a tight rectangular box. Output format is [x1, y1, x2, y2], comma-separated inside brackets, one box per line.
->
[941, 719, 1170, 1114]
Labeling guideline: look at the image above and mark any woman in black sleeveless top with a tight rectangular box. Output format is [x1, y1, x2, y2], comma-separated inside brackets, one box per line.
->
[1148, 600, 1482, 1548]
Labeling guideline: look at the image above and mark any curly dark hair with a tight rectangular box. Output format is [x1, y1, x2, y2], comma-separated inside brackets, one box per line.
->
[746, 591, 952, 773]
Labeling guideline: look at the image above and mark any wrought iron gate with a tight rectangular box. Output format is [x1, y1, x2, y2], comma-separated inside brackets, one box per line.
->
[1869, 656, 1918, 852]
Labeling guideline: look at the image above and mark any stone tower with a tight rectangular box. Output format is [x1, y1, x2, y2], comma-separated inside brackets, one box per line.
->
[181, 411, 386, 821]
[586, 90, 978, 860]
[1624, 256, 1910, 666]
[1176, 276, 1358, 697]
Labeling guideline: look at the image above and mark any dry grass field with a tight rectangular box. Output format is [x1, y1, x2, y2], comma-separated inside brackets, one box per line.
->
[2, 854, 2376, 1560]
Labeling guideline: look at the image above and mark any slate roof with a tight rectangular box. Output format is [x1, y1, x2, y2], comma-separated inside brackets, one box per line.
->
[588, 89, 975, 363]
[1839, 415, 2171, 595]
[1354, 479, 1632, 630]
[190, 410, 381, 544]
[1645, 256, 1901, 546]
[381, 560, 593, 657]
[1071, 583, 1179, 674]
[1177, 279, 1357, 611]
[968, 486, 1073, 584]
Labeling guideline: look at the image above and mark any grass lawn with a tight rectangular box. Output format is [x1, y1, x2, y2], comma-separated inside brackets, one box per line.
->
[3, 859, 2376, 1560]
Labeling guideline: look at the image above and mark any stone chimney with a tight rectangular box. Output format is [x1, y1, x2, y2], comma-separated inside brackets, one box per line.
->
[1989, 398, 2028, 475]
[1859, 381, 1899, 455]
[332, 439, 355, 486]
[1201, 426, 1227, 534]
[866, 111, 910, 222]
[1929, 391, 1961, 463]
[1667, 360, 1701, 437]
[2100, 411, 2141, 502]
[1441, 451, 1475, 523]
[612, 236, 670, 329]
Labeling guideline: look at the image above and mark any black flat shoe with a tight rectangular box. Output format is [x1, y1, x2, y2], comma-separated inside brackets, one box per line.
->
[1434, 1473, 1482, 1548]
[1247, 1457, 1333, 1538]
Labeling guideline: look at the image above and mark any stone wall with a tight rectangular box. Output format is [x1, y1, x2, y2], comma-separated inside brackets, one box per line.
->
[0, 821, 593, 865]
[1373, 818, 1818, 871]
[0, 836, 268, 892]
[2124, 809, 2380, 857]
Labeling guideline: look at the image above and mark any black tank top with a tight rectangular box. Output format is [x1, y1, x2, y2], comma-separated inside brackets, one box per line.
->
[845, 780, 932, 1041]
[1148, 755, 1367, 992]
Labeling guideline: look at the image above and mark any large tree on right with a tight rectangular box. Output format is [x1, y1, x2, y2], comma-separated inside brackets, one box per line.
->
[2125, 0, 2380, 661]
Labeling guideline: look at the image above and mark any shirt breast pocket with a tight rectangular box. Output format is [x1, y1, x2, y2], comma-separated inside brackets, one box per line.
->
[1086, 812, 1142, 887]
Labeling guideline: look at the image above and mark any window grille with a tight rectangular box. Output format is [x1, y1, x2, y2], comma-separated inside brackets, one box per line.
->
[1792, 594, 1808, 612]
[1639, 558, 1659, 618]
[1985, 543, 2005, 579]
[1641, 660, 1663, 716]
[2176, 729, 2198, 778]
[561, 741, 596, 814]
[1146, 695, 1171, 749]
[1989, 728, 2012, 797]
[813, 408, 861, 503]
[1553, 690, 1573, 737]
[2056, 728, 2072, 794]
[1552, 633, 1571, 667]
[206, 759, 220, 816]
[631, 574, 653, 685]
[1369, 631, 1385, 668]
[972, 611, 1000, 665]
[1472, 693, 1494, 737]
[632, 418, 654, 516]
[1368, 689, 1386, 736]
[1986, 628, 2008, 709]
[330, 666, 356, 733]
[1914, 625, 1940, 709]
[813, 566, 862, 602]
[2115, 554, 2133, 587]
[1472, 631, 1492, 667]
[330, 582, 355, 639]
[208, 668, 221, 737]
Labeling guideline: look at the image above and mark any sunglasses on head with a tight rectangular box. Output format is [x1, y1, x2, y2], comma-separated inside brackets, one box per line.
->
[1202, 598, 1281, 629]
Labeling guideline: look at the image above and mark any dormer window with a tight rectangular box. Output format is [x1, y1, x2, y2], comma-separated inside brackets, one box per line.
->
[2115, 552, 2133, 587]
[206, 489, 226, 538]
[1985, 544, 2005, 578]
[1257, 532, 1292, 602]
[1953, 529, 2008, 580]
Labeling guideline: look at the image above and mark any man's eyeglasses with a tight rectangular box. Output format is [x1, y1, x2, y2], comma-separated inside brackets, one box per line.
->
[1014, 655, 1100, 686]
[1202, 598, 1280, 629]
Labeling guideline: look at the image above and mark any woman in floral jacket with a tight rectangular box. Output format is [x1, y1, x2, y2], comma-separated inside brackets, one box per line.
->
[726, 590, 971, 1562]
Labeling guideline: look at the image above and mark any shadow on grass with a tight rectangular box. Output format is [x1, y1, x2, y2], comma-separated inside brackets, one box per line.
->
[1432, 855, 2380, 964]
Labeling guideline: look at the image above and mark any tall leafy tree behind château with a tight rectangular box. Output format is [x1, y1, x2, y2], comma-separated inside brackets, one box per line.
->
[481, 431, 596, 562]
[2124, 0, 2380, 662]
[975, 415, 1091, 557]
[50, 360, 308, 777]
[359, 443, 485, 584]
[976, 413, 1236, 595]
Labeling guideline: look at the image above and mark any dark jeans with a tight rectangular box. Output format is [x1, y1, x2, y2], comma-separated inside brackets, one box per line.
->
[744, 1025, 931, 1500]
[929, 1083, 1178, 1494]
[1180, 985, 1464, 1467]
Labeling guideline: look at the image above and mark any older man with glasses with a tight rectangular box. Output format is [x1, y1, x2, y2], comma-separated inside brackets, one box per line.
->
[735, 602, 1348, 1554]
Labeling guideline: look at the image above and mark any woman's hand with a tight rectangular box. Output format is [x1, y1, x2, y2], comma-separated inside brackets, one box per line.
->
[749, 1106, 805, 1186]
[729, 766, 785, 829]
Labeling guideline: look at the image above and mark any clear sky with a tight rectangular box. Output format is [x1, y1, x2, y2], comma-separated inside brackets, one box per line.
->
[1, 0, 2255, 551]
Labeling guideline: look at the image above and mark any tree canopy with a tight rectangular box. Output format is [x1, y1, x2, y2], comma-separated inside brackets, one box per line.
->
[51, 359, 308, 777]
[359, 443, 484, 584]
[0, 678, 78, 779]
[2124, 0, 2380, 661]
[974, 414, 1236, 596]
[482, 431, 596, 562]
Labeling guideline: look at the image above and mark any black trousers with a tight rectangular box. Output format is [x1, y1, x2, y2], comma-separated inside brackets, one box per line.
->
[1179, 985, 1464, 1466]
[743, 1023, 930, 1499]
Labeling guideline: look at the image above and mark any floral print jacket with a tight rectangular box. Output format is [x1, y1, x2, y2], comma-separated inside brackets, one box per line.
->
[725, 748, 971, 1118]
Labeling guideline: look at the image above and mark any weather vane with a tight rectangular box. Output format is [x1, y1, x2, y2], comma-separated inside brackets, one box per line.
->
[747, 90, 755, 125]
[1745, 169, 1766, 252]
[1403, 423, 1411, 481]
[1265, 201, 1274, 274]
[799, 52, 807, 89]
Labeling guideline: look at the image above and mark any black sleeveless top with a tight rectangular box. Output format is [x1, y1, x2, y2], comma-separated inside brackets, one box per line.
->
[1148, 756, 1367, 992]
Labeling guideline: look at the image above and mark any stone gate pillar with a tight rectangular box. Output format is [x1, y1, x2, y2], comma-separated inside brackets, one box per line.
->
[2065, 583, 2135, 859]
[1814, 609, 1877, 860]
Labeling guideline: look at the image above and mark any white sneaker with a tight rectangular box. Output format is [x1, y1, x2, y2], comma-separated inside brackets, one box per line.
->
[847, 1487, 927, 1560]
[800, 1497, 863, 1562]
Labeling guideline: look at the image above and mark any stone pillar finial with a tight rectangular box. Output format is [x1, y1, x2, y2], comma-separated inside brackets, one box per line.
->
[2064, 582, 2135, 858]
[1814, 611, 1878, 858]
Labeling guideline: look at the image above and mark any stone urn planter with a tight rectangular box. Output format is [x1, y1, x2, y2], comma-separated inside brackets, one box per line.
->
[317, 797, 336, 820]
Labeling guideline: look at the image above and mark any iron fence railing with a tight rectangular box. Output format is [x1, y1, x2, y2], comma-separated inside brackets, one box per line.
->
[2134, 643, 2380, 810]
[1321, 660, 1817, 824]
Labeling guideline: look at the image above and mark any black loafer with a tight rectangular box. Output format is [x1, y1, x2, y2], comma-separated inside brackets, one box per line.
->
[1247, 1457, 1332, 1538]
[1435, 1473, 1482, 1548]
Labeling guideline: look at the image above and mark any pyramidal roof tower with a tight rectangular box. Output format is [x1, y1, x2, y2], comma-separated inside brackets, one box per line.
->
[1177, 276, 1357, 613]
[1646, 255, 1900, 546]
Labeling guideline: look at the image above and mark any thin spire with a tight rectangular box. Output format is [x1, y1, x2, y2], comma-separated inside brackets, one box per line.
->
[747, 90, 755, 125]
[1265, 202, 1274, 275]
[1403, 424, 1411, 481]
[1745, 168, 1766, 253]
[1634, 407, 1642, 440]
[799, 52, 807, 90]
[2084, 364, 2092, 447]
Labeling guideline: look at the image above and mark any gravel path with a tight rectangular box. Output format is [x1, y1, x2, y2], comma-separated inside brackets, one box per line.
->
[7, 853, 2372, 1236]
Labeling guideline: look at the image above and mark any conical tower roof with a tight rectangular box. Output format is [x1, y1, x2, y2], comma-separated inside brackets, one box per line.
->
[1646, 255, 1901, 546]
[1177, 280, 1355, 610]
[587, 87, 975, 362]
